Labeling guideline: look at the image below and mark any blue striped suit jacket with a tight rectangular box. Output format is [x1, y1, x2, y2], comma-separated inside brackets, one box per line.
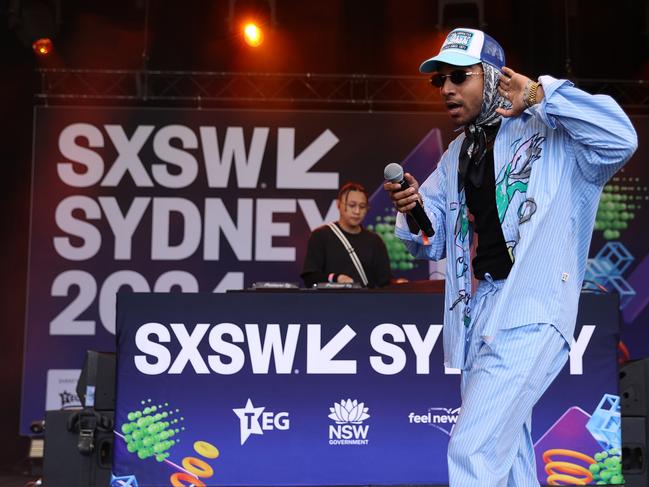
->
[395, 76, 638, 369]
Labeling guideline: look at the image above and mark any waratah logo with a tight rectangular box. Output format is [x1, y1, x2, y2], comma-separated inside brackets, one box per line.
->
[328, 399, 370, 424]
[328, 399, 370, 445]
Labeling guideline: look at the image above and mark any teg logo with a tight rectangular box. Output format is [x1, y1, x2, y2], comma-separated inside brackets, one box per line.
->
[328, 399, 370, 446]
[233, 399, 290, 445]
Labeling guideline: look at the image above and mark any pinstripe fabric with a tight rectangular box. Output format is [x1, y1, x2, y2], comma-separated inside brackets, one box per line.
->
[395, 75, 638, 369]
[446, 277, 569, 486]
[394, 75, 637, 485]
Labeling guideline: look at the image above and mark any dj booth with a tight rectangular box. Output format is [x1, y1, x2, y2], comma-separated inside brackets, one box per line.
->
[112, 289, 621, 486]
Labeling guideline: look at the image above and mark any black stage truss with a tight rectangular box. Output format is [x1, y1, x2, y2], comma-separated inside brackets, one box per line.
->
[35, 69, 649, 112]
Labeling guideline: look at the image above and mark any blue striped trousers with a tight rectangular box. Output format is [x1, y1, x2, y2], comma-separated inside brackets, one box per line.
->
[447, 277, 570, 487]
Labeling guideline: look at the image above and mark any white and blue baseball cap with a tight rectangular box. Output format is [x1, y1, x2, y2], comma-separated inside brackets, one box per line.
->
[419, 28, 505, 73]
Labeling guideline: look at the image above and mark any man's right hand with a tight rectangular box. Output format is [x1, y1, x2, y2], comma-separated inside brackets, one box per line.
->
[383, 172, 422, 213]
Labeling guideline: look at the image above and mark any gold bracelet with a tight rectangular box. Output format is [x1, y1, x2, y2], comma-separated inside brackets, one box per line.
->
[525, 81, 540, 107]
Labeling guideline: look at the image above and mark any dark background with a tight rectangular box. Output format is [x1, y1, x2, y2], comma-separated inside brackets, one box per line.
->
[1, 0, 648, 474]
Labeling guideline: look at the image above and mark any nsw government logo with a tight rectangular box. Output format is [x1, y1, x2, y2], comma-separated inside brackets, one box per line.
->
[408, 407, 460, 436]
[233, 398, 290, 445]
[327, 399, 370, 446]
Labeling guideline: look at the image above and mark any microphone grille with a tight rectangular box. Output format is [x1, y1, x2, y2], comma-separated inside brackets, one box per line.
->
[384, 163, 404, 182]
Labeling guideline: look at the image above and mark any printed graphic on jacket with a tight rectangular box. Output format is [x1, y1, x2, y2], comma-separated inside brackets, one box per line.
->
[453, 194, 470, 279]
[496, 133, 545, 261]
[495, 133, 545, 223]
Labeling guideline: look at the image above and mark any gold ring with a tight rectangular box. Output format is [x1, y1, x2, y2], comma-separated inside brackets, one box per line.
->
[182, 456, 214, 478]
[194, 440, 220, 459]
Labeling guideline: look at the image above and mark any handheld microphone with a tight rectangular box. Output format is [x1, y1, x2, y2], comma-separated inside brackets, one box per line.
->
[384, 163, 434, 237]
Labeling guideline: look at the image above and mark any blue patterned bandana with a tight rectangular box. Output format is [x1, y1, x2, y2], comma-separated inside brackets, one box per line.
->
[458, 62, 510, 189]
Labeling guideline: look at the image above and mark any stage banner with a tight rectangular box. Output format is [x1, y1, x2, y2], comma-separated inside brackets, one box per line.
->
[22, 106, 453, 435]
[23, 105, 649, 441]
[113, 291, 620, 486]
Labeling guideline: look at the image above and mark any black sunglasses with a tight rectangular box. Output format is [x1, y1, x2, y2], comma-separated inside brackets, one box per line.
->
[430, 70, 483, 88]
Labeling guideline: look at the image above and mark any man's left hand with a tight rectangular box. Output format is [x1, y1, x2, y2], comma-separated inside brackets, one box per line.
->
[496, 67, 543, 118]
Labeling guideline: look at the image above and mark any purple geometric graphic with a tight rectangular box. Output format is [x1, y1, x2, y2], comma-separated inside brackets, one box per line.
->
[533, 407, 601, 484]
[368, 127, 444, 211]
[367, 128, 445, 280]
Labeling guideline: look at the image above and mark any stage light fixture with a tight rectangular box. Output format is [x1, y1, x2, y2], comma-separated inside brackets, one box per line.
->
[32, 37, 53, 56]
[243, 22, 263, 47]
[8, 0, 60, 55]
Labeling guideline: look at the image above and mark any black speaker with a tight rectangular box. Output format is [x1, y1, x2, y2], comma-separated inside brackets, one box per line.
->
[76, 351, 116, 411]
[620, 358, 649, 417]
[42, 409, 114, 487]
[620, 358, 649, 487]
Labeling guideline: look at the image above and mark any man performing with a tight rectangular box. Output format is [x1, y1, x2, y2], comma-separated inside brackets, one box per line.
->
[384, 28, 637, 486]
[301, 182, 392, 288]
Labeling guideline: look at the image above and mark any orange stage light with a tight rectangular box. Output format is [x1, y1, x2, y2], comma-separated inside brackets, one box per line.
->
[32, 38, 53, 56]
[243, 22, 263, 47]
